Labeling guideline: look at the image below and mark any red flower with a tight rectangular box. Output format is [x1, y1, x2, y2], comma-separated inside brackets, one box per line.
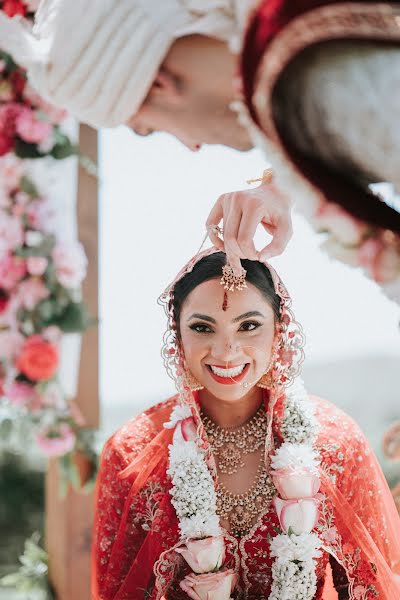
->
[16, 335, 59, 381]
[0, 102, 21, 155]
[1, 0, 27, 17]
[9, 70, 26, 97]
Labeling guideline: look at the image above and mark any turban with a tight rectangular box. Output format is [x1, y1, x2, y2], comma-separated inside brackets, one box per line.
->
[0, 0, 245, 128]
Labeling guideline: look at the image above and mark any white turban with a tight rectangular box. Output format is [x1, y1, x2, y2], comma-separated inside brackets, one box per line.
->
[0, 0, 246, 128]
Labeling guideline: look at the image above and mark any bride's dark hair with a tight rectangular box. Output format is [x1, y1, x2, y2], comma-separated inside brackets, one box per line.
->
[172, 252, 281, 335]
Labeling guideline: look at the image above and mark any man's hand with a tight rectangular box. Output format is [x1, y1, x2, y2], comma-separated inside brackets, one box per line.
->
[206, 182, 293, 272]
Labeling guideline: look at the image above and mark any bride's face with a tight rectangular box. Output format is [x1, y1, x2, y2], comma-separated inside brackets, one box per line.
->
[179, 278, 277, 401]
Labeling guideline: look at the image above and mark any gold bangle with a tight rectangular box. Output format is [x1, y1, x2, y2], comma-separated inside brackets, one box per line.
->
[246, 168, 274, 185]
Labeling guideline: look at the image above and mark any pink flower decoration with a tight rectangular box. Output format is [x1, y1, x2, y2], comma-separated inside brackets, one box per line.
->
[0, 329, 24, 361]
[26, 256, 48, 276]
[18, 277, 49, 310]
[273, 496, 320, 535]
[52, 241, 87, 288]
[39, 382, 65, 410]
[15, 107, 52, 145]
[180, 416, 198, 442]
[314, 201, 368, 245]
[175, 536, 226, 573]
[42, 325, 62, 344]
[179, 569, 237, 600]
[4, 380, 40, 411]
[35, 423, 76, 457]
[0, 213, 24, 259]
[321, 526, 339, 544]
[272, 468, 321, 499]
[0, 255, 26, 290]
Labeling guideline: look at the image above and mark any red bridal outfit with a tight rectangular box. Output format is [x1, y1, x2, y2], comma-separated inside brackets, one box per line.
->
[240, 0, 400, 233]
[91, 249, 400, 600]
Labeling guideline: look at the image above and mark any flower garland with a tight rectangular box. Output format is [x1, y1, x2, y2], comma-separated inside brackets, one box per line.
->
[164, 379, 325, 600]
[0, 0, 97, 484]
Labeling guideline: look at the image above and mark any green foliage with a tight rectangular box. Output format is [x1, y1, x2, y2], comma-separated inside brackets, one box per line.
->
[0, 533, 54, 599]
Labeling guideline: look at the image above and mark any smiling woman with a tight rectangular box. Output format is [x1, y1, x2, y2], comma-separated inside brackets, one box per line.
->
[91, 250, 400, 600]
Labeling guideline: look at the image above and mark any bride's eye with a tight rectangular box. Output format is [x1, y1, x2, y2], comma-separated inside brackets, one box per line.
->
[189, 323, 213, 334]
[239, 321, 261, 332]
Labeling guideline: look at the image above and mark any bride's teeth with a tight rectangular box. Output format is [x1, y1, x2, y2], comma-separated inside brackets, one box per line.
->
[210, 365, 246, 378]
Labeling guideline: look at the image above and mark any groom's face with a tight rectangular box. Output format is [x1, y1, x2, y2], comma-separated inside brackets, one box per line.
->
[127, 37, 254, 152]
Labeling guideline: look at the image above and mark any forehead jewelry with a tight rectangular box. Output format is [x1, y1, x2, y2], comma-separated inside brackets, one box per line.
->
[246, 167, 274, 186]
[220, 264, 247, 292]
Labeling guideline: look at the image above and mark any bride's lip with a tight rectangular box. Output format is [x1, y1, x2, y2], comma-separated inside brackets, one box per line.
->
[206, 364, 250, 385]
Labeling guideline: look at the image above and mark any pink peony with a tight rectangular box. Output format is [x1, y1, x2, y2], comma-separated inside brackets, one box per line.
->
[35, 423, 76, 457]
[15, 107, 52, 145]
[18, 277, 49, 310]
[4, 380, 41, 411]
[0, 213, 24, 258]
[0, 154, 25, 193]
[314, 202, 368, 246]
[272, 468, 321, 500]
[26, 256, 48, 276]
[175, 536, 226, 573]
[179, 569, 237, 600]
[273, 496, 320, 535]
[0, 329, 24, 361]
[52, 241, 87, 288]
[0, 255, 26, 290]
[26, 200, 56, 233]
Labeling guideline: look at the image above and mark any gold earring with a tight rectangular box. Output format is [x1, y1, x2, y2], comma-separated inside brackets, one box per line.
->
[257, 345, 278, 389]
[185, 369, 204, 391]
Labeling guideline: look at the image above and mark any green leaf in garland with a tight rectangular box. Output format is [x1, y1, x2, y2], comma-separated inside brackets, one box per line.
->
[14, 138, 45, 159]
[0, 50, 18, 72]
[50, 302, 94, 333]
[50, 130, 79, 160]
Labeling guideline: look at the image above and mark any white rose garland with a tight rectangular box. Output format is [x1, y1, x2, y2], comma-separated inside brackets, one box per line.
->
[164, 378, 324, 599]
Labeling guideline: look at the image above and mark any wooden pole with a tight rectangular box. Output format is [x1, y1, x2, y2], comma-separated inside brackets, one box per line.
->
[46, 124, 99, 600]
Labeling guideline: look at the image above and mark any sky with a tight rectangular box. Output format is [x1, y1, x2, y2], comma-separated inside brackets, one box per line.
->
[98, 128, 400, 407]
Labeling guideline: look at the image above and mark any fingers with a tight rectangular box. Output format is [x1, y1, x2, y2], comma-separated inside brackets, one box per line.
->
[237, 206, 261, 261]
[223, 196, 245, 274]
[259, 212, 293, 260]
[206, 197, 224, 249]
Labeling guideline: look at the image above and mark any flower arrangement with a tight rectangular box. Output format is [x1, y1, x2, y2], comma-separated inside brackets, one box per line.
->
[0, 0, 97, 483]
[0, 154, 94, 466]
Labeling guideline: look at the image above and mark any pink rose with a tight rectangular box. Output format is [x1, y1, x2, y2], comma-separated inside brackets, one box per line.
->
[26, 256, 48, 276]
[0, 255, 26, 290]
[358, 238, 400, 283]
[42, 325, 62, 344]
[314, 202, 368, 245]
[35, 423, 76, 457]
[0, 329, 24, 361]
[15, 107, 52, 145]
[0, 213, 24, 258]
[273, 497, 320, 535]
[272, 468, 321, 499]
[4, 380, 41, 411]
[175, 536, 226, 573]
[180, 416, 198, 442]
[26, 200, 56, 233]
[52, 242, 87, 288]
[18, 277, 49, 310]
[180, 569, 237, 600]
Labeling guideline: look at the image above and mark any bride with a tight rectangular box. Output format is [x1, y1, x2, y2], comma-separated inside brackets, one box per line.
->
[91, 249, 400, 600]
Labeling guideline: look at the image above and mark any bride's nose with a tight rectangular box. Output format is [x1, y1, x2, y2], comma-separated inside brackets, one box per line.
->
[211, 336, 240, 361]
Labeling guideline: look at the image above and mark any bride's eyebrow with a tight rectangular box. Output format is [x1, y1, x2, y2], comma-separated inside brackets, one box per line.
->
[187, 313, 216, 324]
[232, 311, 265, 323]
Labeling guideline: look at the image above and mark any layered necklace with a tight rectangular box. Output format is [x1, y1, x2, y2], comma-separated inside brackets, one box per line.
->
[201, 404, 275, 537]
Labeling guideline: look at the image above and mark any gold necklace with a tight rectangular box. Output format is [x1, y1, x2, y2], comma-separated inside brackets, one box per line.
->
[216, 454, 275, 538]
[200, 404, 268, 474]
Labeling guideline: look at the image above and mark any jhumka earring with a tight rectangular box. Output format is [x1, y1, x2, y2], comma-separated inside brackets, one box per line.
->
[257, 342, 279, 389]
[185, 369, 204, 391]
